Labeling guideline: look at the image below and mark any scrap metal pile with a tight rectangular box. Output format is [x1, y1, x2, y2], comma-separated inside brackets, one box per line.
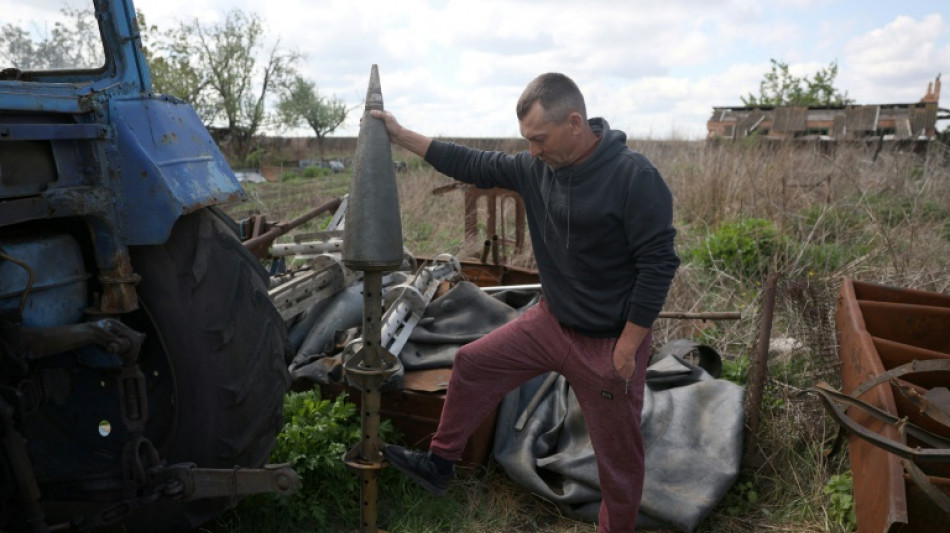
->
[258, 195, 534, 392]
[245, 196, 746, 532]
[814, 279, 950, 532]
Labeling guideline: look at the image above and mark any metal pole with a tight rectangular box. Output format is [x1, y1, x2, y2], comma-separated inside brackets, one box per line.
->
[341, 271, 398, 533]
[359, 271, 383, 463]
[743, 270, 780, 465]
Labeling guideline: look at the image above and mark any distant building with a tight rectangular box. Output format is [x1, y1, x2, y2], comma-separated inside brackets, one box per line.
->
[707, 76, 944, 141]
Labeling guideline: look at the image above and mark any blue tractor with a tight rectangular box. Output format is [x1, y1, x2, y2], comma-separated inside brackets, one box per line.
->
[0, 0, 294, 530]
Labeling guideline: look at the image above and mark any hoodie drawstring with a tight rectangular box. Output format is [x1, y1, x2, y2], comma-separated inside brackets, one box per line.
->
[542, 169, 573, 248]
[566, 171, 572, 249]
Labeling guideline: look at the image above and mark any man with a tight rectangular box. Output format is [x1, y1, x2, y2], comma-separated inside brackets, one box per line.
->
[373, 73, 679, 533]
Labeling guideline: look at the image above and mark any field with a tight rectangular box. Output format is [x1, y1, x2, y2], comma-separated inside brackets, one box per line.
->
[213, 137, 950, 533]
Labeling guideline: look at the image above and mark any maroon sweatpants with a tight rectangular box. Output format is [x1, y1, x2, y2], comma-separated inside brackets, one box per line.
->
[429, 299, 651, 533]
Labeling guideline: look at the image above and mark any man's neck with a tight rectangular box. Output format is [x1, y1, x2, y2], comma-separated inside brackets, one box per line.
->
[572, 130, 602, 166]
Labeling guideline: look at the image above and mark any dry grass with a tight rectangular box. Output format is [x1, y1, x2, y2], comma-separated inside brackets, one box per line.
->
[222, 138, 950, 532]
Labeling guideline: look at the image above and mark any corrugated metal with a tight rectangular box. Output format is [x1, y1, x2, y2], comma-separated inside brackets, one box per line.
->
[833, 114, 847, 138]
[846, 105, 880, 133]
[771, 106, 808, 133]
[911, 103, 938, 136]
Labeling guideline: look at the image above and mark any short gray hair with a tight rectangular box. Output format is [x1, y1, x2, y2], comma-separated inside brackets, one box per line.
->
[516, 73, 587, 123]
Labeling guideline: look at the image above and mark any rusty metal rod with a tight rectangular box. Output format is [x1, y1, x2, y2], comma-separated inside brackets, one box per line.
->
[269, 239, 343, 257]
[657, 311, 742, 320]
[480, 239, 491, 264]
[744, 270, 780, 463]
[243, 197, 342, 259]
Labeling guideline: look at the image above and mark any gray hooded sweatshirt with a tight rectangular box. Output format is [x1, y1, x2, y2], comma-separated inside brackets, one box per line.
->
[424, 118, 679, 337]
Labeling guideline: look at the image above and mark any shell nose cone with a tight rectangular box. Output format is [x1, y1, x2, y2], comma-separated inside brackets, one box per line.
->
[343, 64, 404, 271]
[365, 63, 384, 111]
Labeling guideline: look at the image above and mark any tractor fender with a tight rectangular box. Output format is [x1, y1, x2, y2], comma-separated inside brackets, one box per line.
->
[111, 94, 245, 245]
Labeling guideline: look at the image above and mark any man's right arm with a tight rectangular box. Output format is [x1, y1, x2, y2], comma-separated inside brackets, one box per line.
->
[369, 109, 522, 191]
[369, 110, 431, 158]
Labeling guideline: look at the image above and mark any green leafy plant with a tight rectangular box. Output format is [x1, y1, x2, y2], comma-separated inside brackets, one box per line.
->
[721, 354, 751, 385]
[823, 472, 857, 532]
[301, 165, 330, 178]
[246, 390, 398, 530]
[692, 218, 781, 280]
[722, 478, 760, 516]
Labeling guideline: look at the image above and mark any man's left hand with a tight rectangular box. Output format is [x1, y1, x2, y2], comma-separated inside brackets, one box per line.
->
[613, 321, 649, 380]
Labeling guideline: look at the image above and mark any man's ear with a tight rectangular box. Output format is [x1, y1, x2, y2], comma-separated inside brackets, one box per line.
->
[569, 112, 584, 134]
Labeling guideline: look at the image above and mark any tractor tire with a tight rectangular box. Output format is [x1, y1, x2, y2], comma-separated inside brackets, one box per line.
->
[118, 208, 290, 530]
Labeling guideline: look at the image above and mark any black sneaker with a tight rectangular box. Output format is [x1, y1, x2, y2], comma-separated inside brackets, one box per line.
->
[383, 445, 452, 496]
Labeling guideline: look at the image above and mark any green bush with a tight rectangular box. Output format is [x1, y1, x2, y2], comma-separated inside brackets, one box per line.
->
[280, 170, 300, 182]
[691, 218, 780, 279]
[301, 165, 330, 178]
[244, 390, 398, 530]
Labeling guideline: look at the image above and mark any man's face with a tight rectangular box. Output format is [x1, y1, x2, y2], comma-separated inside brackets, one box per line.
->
[519, 101, 581, 169]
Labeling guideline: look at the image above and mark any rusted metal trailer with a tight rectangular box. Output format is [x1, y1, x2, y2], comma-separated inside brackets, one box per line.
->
[824, 278, 950, 533]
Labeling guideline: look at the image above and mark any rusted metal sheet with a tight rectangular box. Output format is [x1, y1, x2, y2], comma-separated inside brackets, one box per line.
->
[912, 103, 939, 138]
[833, 114, 847, 138]
[706, 76, 942, 141]
[441, 257, 539, 287]
[771, 106, 808, 134]
[835, 278, 950, 533]
[845, 105, 881, 136]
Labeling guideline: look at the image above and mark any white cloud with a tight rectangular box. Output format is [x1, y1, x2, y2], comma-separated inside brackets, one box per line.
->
[844, 13, 950, 102]
[4, 0, 946, 139]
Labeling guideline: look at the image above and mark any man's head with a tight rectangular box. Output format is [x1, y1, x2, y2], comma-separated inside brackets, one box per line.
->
[516, 73, 594, 169]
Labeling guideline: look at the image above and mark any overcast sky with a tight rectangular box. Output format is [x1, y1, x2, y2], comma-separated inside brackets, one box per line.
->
[8, 0, 950, 139]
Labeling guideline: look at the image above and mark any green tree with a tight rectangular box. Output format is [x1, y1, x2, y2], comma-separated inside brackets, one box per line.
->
[194, 10, 300, 159]
[277, 75, 349, 156]
[138, 11, 218, 124]
[742, 59, 854, 107]
[141, 10, 300, 160]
